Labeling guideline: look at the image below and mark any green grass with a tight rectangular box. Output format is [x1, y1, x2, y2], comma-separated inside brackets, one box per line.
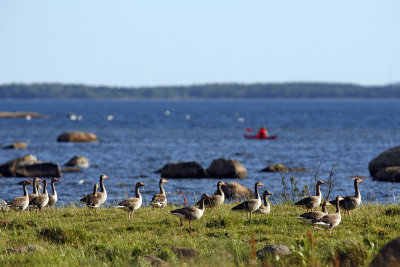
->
[0, 203, 399, 266]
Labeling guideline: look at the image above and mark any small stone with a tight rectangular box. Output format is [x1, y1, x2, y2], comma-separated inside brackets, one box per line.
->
[256, 245, 291, 261]
[170, 246, 199, 259]
[140, 255, 170, 267]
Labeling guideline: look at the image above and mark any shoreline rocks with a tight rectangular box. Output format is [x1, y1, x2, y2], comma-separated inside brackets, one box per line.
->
[57, 132, 98, 142]
[64, 156, 90, 168]
[207, 158, 247, 179]
[157, 161, 209, 178]
[0, 154, 61, 178]
[261, 164, 309, 172]
[219, 182, 253, 199]
[369, 146, 400, 182]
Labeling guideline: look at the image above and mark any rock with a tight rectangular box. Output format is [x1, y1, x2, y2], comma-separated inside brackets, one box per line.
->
[57, 132, 98, 142]
[256, 245, 291, 261]
[3, 245, 44, 254]
[170, 246, 199, 259]
[0, 111, 45, 119]
[369, 146, 400, 181]
[260, 164, 309, 172]
[369, 236, 400, 267]
[65, 156, 89, 168]
[62, 167, 84, 173]
[140, 255, 170, 267]
[0, 154, 61, 177]
[207, 158, 247, 178]
[3, 142, 28, 149]
[374, 167, 400, 182]
[158, 162, 209, 178]
[218, 182, 253, 199]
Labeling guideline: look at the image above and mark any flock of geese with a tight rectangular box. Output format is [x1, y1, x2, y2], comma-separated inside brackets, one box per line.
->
[4, 174, 363, 232]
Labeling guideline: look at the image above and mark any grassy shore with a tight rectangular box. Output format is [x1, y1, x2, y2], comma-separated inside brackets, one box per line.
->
[0, 203, 399, 266]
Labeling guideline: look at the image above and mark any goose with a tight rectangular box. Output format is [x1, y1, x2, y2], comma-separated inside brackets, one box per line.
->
[116, 182, 145, 219]
[151, 178, 168, 211]
[297, 201, 328, 227]
[28, 177, 42, 204]
[231, 181, 264, 218]
[315, 196, 344, 233]
[29, 179, 49, 212]
[7, 180, 33, 212]
[171, 194, 211, 230]
[197, 181, 226, 208]
[86, 184, 101, 212]
[256, 190, 273, 214]
[328, 178, 363, 216]
[36, 184, 43, 196]
[80, 174, 110, 205]
[47, 178, 60, 208]
[295, 180, 325, 212]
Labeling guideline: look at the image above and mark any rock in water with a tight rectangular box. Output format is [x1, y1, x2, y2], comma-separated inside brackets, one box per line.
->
[369, 146, 400, 182]
[218, 182, 253, 199]
[0, 154, 61, 177]
[207, 158, 247, 178]
[65, 155, 90, 168]
[3, 142, 28, 149]
[57, 132, 98, 142]
[157, 161, 209, 178]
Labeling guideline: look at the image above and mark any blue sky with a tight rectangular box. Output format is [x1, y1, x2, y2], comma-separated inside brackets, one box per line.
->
[0, 1, 399, 87]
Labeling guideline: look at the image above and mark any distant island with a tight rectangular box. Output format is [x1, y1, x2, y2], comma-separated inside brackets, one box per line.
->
[1, 82, 399, 99]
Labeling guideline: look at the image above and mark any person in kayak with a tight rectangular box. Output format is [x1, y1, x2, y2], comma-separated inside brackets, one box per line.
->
[256, 126, 269, 138]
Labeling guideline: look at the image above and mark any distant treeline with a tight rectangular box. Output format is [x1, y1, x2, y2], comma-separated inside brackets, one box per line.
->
[0, 82, 399, 99]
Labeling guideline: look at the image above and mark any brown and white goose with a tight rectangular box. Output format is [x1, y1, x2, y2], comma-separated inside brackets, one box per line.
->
[297, 201, 328, 227]
[29, 179, 49, 212]
[315, 196, 344, 233]
[231, 181, 264, 218]
[199, 181, 226, 208]
[80, 174, 110, 205]
[28, 177, 42, 204]
[295, 180, 325, 212]
[7, 180, 33, 212]
[151, 178, 168, 211]
[116, 181, 145, 219]
[256, 190, 273, 214]
[86, 184, 101, 212]
[328, 178, 363, 216]
[171, 193, 211, 230]
[47, 178, 60, 208]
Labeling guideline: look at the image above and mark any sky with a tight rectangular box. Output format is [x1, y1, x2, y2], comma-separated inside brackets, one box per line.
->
[0, 1, 399, 87]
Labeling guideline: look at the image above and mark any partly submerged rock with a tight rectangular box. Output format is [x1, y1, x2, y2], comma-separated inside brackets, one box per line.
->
[218, 182, 253, 200]
[369, 146, 400, 182]
[62, 167, 84, 173]
[3, 142, 28, 149]
[207, 158, 247, 179]
[261, 164, 309, 172]
[64, 155, 90, 168]
[0, 154, 61, 177]
[57, 132, 98, 142]
[157, 161, 209, 178]
[0, 111, 45, 119]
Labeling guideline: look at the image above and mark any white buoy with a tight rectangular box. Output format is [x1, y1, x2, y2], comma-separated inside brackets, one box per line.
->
[164, 110, 171, 116]
[70, 114, 77, 121]
[25, 115, 32, 120]
[107, 115, 114, 121]
[78, 179, 84, 184]
[185, 114, 191, 120]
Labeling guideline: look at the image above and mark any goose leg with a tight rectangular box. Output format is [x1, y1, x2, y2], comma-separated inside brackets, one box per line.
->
[188, 220, 192, 229]
[179, 219, 183, 230]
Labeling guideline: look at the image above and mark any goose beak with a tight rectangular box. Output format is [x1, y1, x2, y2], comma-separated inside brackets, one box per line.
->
[269, 192, 273, 196]
[259, 183, 264, 186]
[221, 182, 227, 186]
[359, 179, 364, 183]
[104, 176, 110, 179]
[55, 178, 60, 182]
[165, 180, 169, 183]
[37, 178, 42, 181]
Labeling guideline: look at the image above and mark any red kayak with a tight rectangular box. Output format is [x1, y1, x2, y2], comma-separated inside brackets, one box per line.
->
[244, 134, 277, 140]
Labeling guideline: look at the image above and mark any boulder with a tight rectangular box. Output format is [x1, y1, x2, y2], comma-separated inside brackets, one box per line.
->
[207, 158, 247, 178]
[140, 255, 170, 267]
[170, 246, 199, 259]
[62, 167, 84, 173]
[218, 182, 253, 199]
[261, 164, 309, 172]
[369, 146, 400, 180]
[374, 167, 400, 182]
[57, 132, 98, 142]
[0, 111, 44, 118]
[157, 162, 209, 178]
[3, 142, 28, 149]
[65, 155, 90, 168]
[369, 236, 400, 267]
[256, 245, 291, 261]
[0, 154, 61, 178]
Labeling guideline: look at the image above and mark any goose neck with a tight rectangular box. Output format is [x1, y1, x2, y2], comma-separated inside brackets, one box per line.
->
[135, 185, 142, 199]
[51, 181, 57, 196]
[23, 184, 29, 196]
[316, 183, 322, 196]
[199, 198, 206, 210]
[217, 183, 224, 196]
[100, 177, 106, 193]
[254, 184, 260, 199]
[159, 182, 165, 195]
[354, 181, 360, 199]
[335, 200, 341, 213]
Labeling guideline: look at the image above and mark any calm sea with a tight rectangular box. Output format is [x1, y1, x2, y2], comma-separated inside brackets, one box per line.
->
[1, 99, 400, 206]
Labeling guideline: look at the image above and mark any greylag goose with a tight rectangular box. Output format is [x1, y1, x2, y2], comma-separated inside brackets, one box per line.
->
[47, 178, 60, 208]
[256, 190, 273, 214]
[231, 181, 264, 218]
[171, 193, 211, 230]
[151, 178, 168, 211]
[29, 179, 49, 212]
[80, 174, 110, 205]
[328, 178, 363, 216]
[315, 196, 344, 233]
[28, 177, 42, 204]
[116, 181, 145, 219]
[297, 201, 328, 227]
[7, 180, 33, 212]
[197, 181, 226, 208]
[295, 180, 324, 212]
[86, 184, 101, 212]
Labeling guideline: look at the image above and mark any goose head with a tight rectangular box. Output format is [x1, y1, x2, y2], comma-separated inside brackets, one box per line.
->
[200, 194, 212, 201]
[217, 181, 227, 187]
[256, 181, 264, 187]
[51, 178, 60, 183]
[317, 180, 325, 186]
[263, 190, 273, 197]
[160, 178, 168, 184]
[136, 181, 145, 188]
[100, 174, 110, 180]
[355, 178, 364, 184]
[23, 180, 33, 186]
